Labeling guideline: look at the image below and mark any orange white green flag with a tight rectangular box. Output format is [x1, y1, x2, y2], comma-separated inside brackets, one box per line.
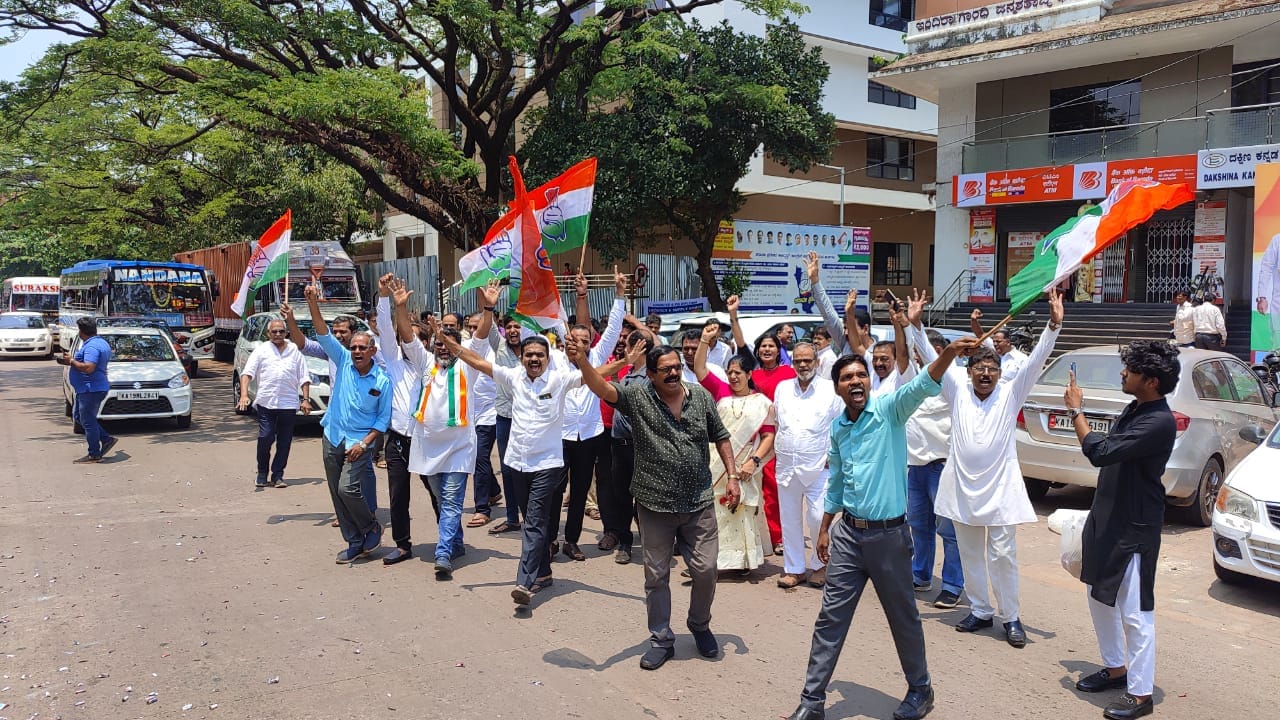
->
[1006, 179, 1194, 317]
[231, 210, 292, 317]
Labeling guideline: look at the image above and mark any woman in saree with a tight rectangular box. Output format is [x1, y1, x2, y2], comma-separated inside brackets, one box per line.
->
[692, 322, 776, 574]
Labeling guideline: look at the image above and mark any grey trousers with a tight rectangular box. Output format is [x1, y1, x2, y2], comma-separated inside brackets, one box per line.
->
[637, 503, 718, 649]
[322, 437, 378, 547]
[800, 518, 930, 710]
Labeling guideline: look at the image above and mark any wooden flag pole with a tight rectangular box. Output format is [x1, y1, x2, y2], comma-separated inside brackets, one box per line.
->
[977, 313, 1014, 344]
[578, 241, 589, 273]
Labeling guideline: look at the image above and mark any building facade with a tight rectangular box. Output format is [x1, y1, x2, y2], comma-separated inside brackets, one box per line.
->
[877, 0, 1280, 311]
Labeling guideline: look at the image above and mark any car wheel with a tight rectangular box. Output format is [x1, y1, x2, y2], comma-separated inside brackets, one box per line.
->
[1182, 457, 1224, 527]
[1213, 556, 1250, 585]
[232, 375, 247, 415]
[175, 413, 192, 429]
[1024, 478, 1051, 502]
[64, 398, 73, 418]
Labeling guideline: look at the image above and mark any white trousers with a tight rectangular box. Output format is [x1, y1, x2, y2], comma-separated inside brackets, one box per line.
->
[1088, 554, 1156, 697]
[779, 478, 826, 574]
[953, 521, 1020, 623]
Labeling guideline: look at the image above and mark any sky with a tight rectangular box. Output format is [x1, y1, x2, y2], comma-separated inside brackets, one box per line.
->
[1, 30, 61, 82]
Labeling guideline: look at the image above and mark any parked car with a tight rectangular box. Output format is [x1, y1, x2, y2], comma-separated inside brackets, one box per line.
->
[232, 311, 368, 420]
[1211, 420, 1280, 586]
[0, 311, 54, 358]
[1016, 346, 1279, 525]
[61, 326, 193, 430]
[95, 317, 196, 376]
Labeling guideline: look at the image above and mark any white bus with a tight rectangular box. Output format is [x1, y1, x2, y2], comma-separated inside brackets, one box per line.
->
[2, 277, 60, 318]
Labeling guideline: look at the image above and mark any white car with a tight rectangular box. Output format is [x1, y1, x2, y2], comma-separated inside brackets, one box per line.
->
[231, 311, 368, 420]
[61, 326, 193, 430]
[0, 311, 54, 358]
[1211, 421, 1280, 586]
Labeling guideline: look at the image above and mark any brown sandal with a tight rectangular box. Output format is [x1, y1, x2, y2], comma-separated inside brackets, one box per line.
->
[466, 513, 491, 528]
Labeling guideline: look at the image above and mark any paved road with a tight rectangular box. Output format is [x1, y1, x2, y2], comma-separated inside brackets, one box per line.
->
[1, 358, 1276, 719]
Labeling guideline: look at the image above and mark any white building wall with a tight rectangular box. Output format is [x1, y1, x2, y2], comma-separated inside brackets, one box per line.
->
[933, 83, 976, 292]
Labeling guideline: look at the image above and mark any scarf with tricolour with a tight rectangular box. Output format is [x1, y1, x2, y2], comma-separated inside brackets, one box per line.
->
[413, 362, 468, 427]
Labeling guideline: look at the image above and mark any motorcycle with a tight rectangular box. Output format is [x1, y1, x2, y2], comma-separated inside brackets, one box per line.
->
[1252, 350, 1280, 404]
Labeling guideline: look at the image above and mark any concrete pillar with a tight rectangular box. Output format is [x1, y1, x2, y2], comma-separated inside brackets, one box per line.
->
[933, 83, 977, 303]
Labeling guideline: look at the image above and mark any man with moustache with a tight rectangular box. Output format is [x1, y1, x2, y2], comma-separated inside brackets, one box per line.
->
[970, 309, 1028, 381]
[237, 318, 311, 488]
[785, 322, 975, 720]
[576, 341, 738, 671]
[773, 342, 843, 589]
[937, 289, 1064, 650]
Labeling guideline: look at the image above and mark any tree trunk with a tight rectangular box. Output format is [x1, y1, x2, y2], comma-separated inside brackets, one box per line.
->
[695, 232, 725, 311]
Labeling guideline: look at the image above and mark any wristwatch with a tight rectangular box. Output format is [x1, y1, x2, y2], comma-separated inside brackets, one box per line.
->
[355, 440, 368, 452]
[1067, 407, 1083, 419]
[484, 306, 496, 312]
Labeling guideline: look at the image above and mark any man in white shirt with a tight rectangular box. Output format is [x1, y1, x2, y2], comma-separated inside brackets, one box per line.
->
[773, 342, 843, 590]
[1259, 232, 1280, 349]
[1191, 294, 1228, 349]
[679, 329, 728, 384]
[238, 318, 311, 488]
[448, 333, 582, 605]
[1170, 290, 1195, 347]
[937, 289, 1064, 650]
[466, 290, 503, 529]
[813, 328, 836, 381]
[556, 268, 628, 561]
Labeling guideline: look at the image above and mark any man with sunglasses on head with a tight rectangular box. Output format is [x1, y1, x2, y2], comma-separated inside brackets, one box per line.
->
[303, 284, 391, 564]
[238, 318, 311, 489]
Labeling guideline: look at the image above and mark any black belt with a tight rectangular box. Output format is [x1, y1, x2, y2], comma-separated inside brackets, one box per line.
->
[612, 437, 633, 446]
[842, 514, 906, 530]
[928, 458, 946, 467]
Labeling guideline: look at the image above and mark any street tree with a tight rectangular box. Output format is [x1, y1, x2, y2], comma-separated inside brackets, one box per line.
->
[520, 18, 834, 309]
[0, 0, 799, 256]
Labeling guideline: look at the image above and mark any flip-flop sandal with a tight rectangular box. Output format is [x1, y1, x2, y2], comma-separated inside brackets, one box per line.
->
[531, 576, 554, 593]
[488, 521, 520, 535]
[466, 513, 491, 528]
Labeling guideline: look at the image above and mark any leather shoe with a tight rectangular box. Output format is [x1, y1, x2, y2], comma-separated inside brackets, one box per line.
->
[785, 705, 825, 720]
[1103, 694, 1153, 719]
[382, 547, 413, 565]
[893, 684, 935, 720]
[954, 613, 993, 632]
[688, 625, 718, 658]
[598, 532, 619, 551]
[1003, 619, 1027, 648]
[639, 645, 674, 670]
[1077, 668, 1128, 693]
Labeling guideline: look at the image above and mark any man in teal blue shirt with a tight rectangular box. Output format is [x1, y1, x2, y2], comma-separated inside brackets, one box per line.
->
[304, 285, 392, 563]
[786, 313, 976, 720]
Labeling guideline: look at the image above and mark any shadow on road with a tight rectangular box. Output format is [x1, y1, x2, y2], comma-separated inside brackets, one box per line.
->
[1207, 578, 1280, 617]
[823, 679, 907, 720]
[542, 631, 749, 672]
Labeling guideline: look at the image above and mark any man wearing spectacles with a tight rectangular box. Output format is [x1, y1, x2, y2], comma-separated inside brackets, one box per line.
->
[238, 318, 311, 489]
[304, 284, 391, 564]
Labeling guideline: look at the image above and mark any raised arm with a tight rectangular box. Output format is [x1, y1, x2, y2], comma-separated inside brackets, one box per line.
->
[1012, 288, 1065, 401]
[692, 322, 718, 382]
[304, 284, 328, 336]
[374, 274, 400, 356]
[573, 270, 596, 342]
[807, 251, 848, 354]
[589, 266, 629, 366]
[844, 290, 868, 356]
[567, 334, 619, 405]
[889, 300, 910, 375]
[389, 277, 417, 345]
[280, 300, 308, 351]
[970, 308, 984, 337]
[474, 280, 500, 341]
[727, 294, 746, 352]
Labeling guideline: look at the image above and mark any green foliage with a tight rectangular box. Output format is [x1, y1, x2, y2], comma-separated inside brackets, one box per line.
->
[718, 259, 753, 299]
[521, 18, 833, 309]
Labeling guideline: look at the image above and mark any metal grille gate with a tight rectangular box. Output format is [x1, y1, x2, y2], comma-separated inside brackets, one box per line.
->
[1099, 238, 1127, 303]
[1144, 215, 1194, 303]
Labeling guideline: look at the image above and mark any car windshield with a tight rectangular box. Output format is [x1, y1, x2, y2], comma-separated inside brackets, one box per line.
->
[0, 316, 45, 329]
[103, 334, 176, 362]
[1038, 354, 1124, 390]
[98, 318, 177, 342]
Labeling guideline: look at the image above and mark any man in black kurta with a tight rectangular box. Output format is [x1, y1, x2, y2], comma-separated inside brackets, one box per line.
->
[1064, 340, 1179, 720]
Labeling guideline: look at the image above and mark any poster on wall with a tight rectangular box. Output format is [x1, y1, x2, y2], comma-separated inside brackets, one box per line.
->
[1006, 232, 1040, 279]
[1192, 201, 1227, 304]
[1254, 164, 1280, 363]
[711, 219, 870, 313]
[968, 209, 996, 302]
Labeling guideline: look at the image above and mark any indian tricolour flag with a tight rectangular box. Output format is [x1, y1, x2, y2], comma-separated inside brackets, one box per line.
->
[458, 156, 597, 293]
[230, 210, 292, 317]
[1006, 179, 1194, 317]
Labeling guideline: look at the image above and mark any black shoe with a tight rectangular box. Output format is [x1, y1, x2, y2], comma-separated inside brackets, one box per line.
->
[100, 436, 118, 456]
[434, 557, 452, 580]
[954, 613, 993, 632]
[893, 684, 935, 720]
[73, 454, 102, 464]
[1077, 668, 1128, 693]
[785, 706, 825, 720]
[639, 646, 675, 670]
[688, 626, 718, 658]
[382, 548, 412, 565]
[912, 580, 932, 593]
[1103, 694, 1153, 720]
[1003, 619, 1027, 648]
[255, 473, 269, 488]
[932, 590, 961, 609]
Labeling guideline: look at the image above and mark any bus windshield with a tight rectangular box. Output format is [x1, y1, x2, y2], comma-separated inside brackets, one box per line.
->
[109, 267, 213, 321]
[285, 277, 359, 303]
[12, 294, 59, 313]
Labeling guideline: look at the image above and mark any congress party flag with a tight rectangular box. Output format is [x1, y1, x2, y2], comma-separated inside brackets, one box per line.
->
[1006, 179, 1194, 317]
[230, 210, 292, 317]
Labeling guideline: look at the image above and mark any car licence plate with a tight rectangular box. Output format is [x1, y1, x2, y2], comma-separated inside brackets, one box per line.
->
[1047, 413, 1110, 433]
[117, 391, 160, 401]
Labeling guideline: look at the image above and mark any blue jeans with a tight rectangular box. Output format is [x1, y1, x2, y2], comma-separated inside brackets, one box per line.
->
[426, 472, 468, 561]
[75, 390, 112, 457]
[256, 408, 298, 480]
[495, 415, 524, 525]
[907, 461, 964, 595]
[472, 424, 501, 516]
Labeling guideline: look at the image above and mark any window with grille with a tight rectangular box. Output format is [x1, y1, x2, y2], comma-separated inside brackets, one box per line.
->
[873, 243, 913, 286]
[867, 134, 914, 181]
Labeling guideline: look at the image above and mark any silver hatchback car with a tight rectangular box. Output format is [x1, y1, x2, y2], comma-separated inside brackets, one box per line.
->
[1016, 346, 1279, 526]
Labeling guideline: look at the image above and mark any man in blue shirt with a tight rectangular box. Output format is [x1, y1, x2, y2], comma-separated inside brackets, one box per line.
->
[303, 285, 392, 563]
[62, 317, 119, 463]
[785, 317, 976, 720]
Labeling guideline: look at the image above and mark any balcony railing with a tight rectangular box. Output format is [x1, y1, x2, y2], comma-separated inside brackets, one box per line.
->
[962, 102, 1280, 174]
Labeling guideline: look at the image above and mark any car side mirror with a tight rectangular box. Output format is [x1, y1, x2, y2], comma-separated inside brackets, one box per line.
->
[1238, 425, 1267, 444]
